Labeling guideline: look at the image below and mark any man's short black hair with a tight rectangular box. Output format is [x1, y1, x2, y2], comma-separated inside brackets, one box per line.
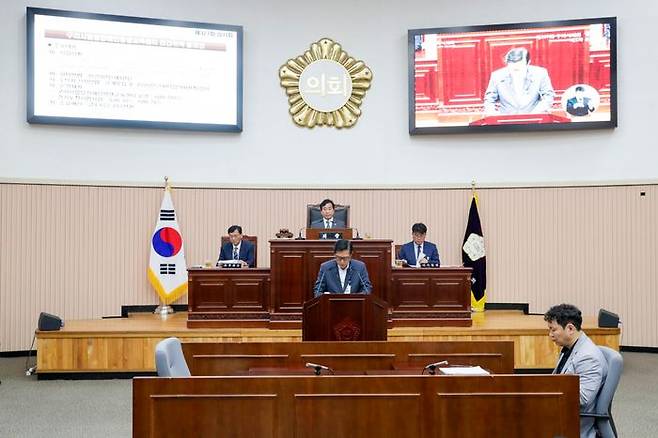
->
[319, 199, 335, 210]
[334, 239, 352, 253]
[544, 304, 582, 331]
[505, 47, 530, 64]
[412, 223, 427, 234]
[227, 225, 243, 234]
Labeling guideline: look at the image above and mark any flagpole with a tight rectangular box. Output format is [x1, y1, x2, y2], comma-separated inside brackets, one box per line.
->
[154, 175, 175, 318]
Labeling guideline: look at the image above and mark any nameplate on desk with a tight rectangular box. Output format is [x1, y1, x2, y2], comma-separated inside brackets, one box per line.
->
[319, 231, 343, 240]
[216, 261, 243, 269]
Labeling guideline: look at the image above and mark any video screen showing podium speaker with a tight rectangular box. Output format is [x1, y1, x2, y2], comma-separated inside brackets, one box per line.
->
[409, 16, 617, 134]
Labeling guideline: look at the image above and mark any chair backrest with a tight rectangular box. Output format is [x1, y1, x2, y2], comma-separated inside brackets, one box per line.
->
[307, 204, 350, 228]
[155, 337, 191, 377]
[595, 346, 623, 438]
[394, 244, 402, 260]
[220, 235, 258, 267]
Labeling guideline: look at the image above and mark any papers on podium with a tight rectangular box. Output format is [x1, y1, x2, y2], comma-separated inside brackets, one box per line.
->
[439, 366, 490, 376]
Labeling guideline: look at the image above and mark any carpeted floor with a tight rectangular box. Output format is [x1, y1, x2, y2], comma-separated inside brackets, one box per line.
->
[1, 352, 657, 437]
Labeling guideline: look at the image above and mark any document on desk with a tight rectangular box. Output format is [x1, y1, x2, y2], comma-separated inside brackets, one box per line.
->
[439, 366, 490, 376]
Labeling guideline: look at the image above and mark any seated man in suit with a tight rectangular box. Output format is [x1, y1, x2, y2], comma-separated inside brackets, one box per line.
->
[217, 225, 255, 268]
[310, 199, 346, 229]
[545, 304, 608, 438]
[566, 86, 595, 117]
[398, 223, 440, 267]
[313, 239, 372, 297]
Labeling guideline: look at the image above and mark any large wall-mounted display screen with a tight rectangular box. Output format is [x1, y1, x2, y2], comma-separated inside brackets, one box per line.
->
[27, 7, 243, 132]
[409, 17, 617, 134]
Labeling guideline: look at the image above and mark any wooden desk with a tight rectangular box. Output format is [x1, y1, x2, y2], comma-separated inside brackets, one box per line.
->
[187, 268, 271, 328]
[133, 374, 580, 438]
[182, 340, 515, 375]
[390, 267, 472, 326]
[269, 239, 392, 326]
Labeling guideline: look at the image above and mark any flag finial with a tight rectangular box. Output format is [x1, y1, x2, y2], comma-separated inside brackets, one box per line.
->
[471, 179, 476, 195]
[164, 176, 171, 191]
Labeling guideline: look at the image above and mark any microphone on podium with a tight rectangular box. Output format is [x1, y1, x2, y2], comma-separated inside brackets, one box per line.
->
[295, 227, 306, 240]
[422, 360, 448, 375]
[353, 228, 363, 240]
[305, 362, 334, 376]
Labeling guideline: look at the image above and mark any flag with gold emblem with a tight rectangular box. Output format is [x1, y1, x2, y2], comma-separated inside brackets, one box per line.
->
[462, 193, 487, 312]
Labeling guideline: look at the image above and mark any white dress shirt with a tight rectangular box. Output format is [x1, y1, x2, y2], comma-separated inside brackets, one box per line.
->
[338, 262, 349, 292]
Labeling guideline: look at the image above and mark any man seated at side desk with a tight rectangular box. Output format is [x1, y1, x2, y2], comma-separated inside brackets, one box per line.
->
[545, 303, 608, 438]
[217, 225, 255, 268]
[310, 198, 346, 229]
[314, 239, 372, 297]
[398, 223, 440, 267]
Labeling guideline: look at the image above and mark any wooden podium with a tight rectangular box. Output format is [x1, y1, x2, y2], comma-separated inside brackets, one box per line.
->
[302, 294, 388, 341]
[269, 239, 392, 326]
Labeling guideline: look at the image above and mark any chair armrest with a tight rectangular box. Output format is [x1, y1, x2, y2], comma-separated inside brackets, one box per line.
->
[579, 412, 610, 419]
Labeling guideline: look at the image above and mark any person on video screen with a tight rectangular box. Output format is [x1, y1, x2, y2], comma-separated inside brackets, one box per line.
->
[483, 48, 555, 115]
[566, 86, 595, 117]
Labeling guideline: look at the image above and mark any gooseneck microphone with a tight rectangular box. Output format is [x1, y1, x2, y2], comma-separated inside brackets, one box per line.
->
[353, 228, 363, 240]
[314, 270, 326, 296]
[422, 360, 448, 375]
[295, 227, 306, 240]
[305, 362, 334, 376]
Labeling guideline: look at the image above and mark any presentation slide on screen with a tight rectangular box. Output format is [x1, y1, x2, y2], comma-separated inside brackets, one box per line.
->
[32, 13, 239, 126]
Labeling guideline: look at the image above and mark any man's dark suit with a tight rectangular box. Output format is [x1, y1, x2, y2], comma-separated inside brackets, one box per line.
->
[218, 240, 255, 267]
[398, 241, 440, 266]
[566, 97, 594, 117]
[313, 259, 372, 297]
[310, 217, 346, 229]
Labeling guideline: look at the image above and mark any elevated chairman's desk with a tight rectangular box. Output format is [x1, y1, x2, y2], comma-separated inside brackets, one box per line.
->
[188, 238, 472, 329]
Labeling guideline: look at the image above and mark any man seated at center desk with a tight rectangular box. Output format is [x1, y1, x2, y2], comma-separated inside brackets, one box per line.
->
[314, 239, 372, 297]
[310, 198, 346, 229]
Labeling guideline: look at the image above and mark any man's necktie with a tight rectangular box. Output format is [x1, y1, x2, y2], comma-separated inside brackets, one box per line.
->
[232, 246, 239, 260]
[417, 245, 421, 259]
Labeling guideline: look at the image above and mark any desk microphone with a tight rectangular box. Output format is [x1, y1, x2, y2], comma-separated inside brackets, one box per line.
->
[353, 228, 363, 240]
[295, 227, 306, 240]
[313, 271, 326, 296]
[422, 360, 448, 375]
[305, 362, 334, 376]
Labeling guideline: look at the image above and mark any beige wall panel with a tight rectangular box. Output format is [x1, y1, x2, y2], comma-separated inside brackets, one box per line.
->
[1, 183, 656, 350]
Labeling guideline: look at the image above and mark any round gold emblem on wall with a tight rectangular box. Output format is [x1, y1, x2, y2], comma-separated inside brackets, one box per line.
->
[279, 38, 373, 128]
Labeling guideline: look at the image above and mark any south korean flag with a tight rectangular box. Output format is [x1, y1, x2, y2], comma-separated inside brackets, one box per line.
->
[148, 185, 188, 304]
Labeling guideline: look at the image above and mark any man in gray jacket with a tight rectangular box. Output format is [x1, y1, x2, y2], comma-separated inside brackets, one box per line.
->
[545, 304, 608, 438]
[484, 47, 555, 115]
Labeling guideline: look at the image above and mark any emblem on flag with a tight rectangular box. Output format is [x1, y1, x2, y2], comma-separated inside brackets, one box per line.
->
[148, 183, 188, 304]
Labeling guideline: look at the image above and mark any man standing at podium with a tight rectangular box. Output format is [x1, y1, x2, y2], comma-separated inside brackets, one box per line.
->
[310, 199, 346, 229]
[217, 225, 255, 268]
[398, 223, 440, 267]
[483, 47, 555, 115]
[314, 239, 372, 296]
